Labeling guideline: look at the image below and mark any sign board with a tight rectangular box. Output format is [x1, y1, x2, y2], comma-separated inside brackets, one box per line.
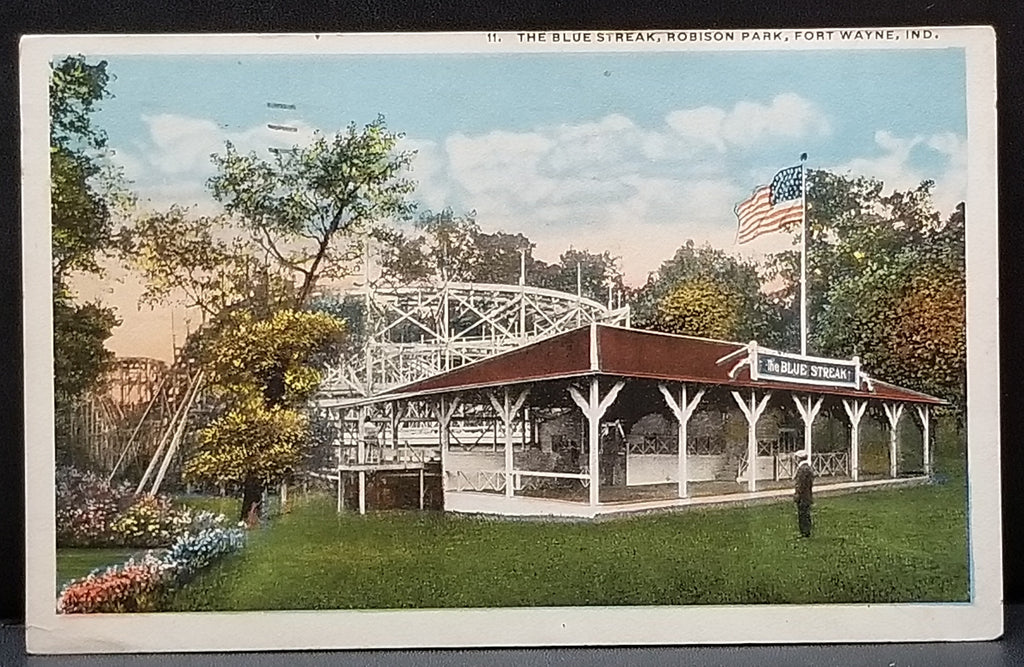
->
[752, 349, 860, 389]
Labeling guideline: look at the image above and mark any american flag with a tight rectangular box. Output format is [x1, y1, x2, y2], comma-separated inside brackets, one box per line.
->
[734, 165, 804, 244]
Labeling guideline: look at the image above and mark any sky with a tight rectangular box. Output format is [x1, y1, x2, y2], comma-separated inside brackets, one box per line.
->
[74, 47, 967, 360]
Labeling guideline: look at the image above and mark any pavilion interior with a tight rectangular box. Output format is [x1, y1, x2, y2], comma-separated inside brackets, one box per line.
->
[329, 375, 930, 508]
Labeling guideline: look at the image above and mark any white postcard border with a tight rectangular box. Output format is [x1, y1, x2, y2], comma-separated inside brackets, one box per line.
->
[22, 27, 1000, 653]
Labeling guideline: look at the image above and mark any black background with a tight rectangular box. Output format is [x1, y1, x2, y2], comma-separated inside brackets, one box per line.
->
[1, 0, 1021, 663]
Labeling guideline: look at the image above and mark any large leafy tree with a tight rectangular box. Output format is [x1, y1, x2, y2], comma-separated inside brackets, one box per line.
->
[652, 277, 744, 340]
[50, 56, 131, 462]
[532, 247, 626, 305]
[129, 117, 414, 501]
[803, 181, 965, 411]
[767, 171, 962, 352]
[185, 309, 346, 520]
[127, 205, 291, 322]
[209, 115, 417, 307]
[376, 209, 625, 303]
[632, 241, 783, 345]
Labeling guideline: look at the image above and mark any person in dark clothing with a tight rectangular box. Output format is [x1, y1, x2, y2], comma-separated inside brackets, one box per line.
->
[794, 460, 814, 538]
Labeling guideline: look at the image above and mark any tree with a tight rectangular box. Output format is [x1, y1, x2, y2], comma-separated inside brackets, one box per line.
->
[50, 56, 131, 463]
[653, 277, 744, 340]
[209, 115, 417, 307]
[374, 208, 481, 284]
[767, 171, 961, 352]
[782, 172, 966, 411]
[633, 241, 783, 345]
[375, 209, 626, 304]
[532, 247, 626, 305]
[127, 205, 291, 321]
[185, 309, 346, 520]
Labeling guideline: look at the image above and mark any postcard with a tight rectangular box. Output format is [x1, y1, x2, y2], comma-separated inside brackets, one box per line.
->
[21, 27, 1000, 653]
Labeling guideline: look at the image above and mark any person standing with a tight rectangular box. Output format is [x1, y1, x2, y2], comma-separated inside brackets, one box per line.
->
[794, 460, 814, 538]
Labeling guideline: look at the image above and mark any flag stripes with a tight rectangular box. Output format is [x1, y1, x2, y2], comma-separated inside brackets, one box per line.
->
[734, 165, 804, 244]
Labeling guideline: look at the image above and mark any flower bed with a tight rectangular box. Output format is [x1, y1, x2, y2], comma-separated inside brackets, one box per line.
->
[58, 512, 246, 614]
[56, 467, 193, 548]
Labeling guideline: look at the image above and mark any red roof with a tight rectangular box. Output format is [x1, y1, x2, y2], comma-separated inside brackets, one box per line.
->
[383, 324, 945, 405]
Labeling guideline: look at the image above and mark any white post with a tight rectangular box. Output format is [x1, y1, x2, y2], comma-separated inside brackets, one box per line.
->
[792, 395, 823, 466]
[419, 469, 425, 510]
[659, 383, 705, 499]
[358, 471, 366, 515]
[336, 407, 346, 513]
[504, 389, 514, 497]
[916, 404, 932, 476]
[883, 403, 905, 479]
[357, 406, 368, 465]
[488, 389, 528, 499]
[357, 406, 368, 515]
[842, 399, 867, 482]
[799, 155, 808, 356]
[337, 471, 343, 513]
[435, 396, 460, 500]
[731, 390, 771, 492]
[569, 378, 625, 506]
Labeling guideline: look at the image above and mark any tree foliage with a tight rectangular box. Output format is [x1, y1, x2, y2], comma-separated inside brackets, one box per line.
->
[179, 308, 345, 513]
[52, 295, 120, 404]
[774, 171, 966, 410]
[186, 309, 346, 515]
[633, 241, 782, 345]
[532, 247, 626, 305]
[209, 115, 416, 306]
[653, 277, 744, 340]
[126, 206, 291, 320]
[200, 309, 346, 408]
[376, 208, 625, 304]
[184, 400, 307, 488]
[50, 56, 129, 438]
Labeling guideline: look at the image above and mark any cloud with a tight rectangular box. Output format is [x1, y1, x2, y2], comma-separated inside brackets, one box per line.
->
[435, 100, 828, 283]
[830, 129, 966, 215]
[398, 136, 449, 211]
[108, 98, 963, 289]
[665, 93, 831, 151]
[112, 113, 318, 209]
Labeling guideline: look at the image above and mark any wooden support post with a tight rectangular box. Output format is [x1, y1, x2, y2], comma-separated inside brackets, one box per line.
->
[435, 396, 461, 502]
[390, 402, 399, 456]
[916, 404, 932, 476]
[793, 395, 823, 467]
[842, 399, 867, 482]
[489, 388, 529, 499]
[336, 407, 346, 514]
[419, 468, 425, 510]
[883, 403, 905, 479]
[731, 390, 771, 492]
[342, 469, 350, 516]
[659, 383, 705, 499]
[357, 406, 369, 465]
[358, 471, 366, 515]
[569, 378, 625, 506]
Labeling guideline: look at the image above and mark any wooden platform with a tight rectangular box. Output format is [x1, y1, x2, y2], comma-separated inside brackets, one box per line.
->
[444, 475, 930, 519]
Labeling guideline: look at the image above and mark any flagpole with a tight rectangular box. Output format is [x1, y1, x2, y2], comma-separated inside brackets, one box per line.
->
[799, 153, 808, 356]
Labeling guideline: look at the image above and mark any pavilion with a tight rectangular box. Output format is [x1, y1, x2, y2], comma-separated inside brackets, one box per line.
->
[321, 323, 944, 518]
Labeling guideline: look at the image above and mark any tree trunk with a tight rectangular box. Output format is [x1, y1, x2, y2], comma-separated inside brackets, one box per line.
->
[241, 475, 263, 524]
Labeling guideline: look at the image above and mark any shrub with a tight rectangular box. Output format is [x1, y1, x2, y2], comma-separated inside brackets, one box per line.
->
[58, 512, 246, 614]
[163, 525, 246, 583]
[57, 554, 174, 614]
[110, 495, 193, 548]
[55, 467, 135, 547]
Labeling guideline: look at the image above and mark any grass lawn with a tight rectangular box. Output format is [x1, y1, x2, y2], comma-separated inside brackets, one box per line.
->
[167, 477, 969, 611]
[56, 548, 143, 589]
[177, 495, 243, 519]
